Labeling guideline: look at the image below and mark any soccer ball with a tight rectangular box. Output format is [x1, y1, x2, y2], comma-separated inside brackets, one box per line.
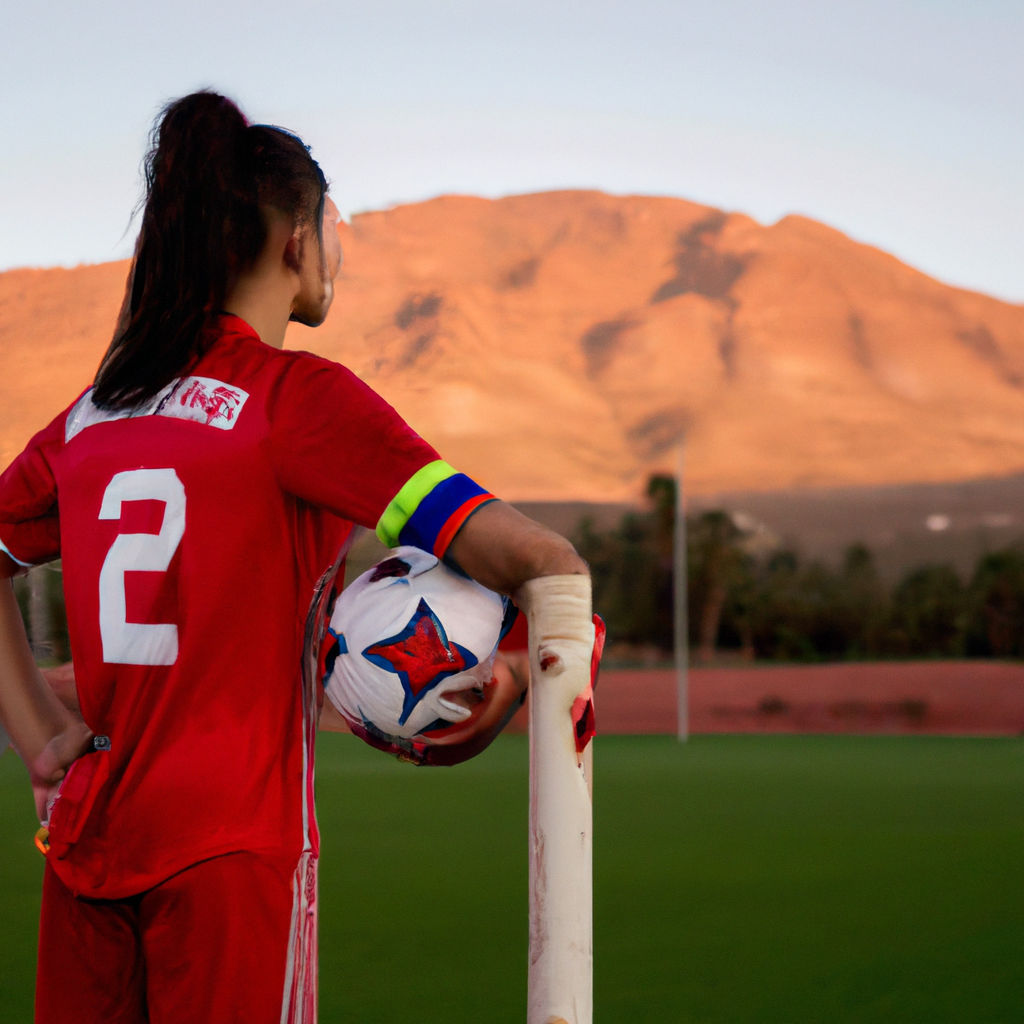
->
[323, 546, 522, 765]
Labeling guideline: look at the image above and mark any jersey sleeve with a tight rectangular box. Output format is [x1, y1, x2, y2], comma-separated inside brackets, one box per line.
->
[0, 415, 64, 568]
[267, 354, 496, 557]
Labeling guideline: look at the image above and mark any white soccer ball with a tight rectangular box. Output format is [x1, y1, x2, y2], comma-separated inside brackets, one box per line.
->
[324, 546, 506, 742]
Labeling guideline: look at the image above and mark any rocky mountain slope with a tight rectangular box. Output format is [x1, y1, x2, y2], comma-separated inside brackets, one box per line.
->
[3, 191, 1024, 502]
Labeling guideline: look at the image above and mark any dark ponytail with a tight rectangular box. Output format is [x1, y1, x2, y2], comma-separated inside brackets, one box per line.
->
[92, 91, 326, 410]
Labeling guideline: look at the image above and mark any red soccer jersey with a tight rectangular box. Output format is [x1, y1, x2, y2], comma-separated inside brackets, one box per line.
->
[0, 315, 449, 898]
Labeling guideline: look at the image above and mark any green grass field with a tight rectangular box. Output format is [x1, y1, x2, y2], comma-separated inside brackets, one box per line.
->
[2, 734, 1023, 1022]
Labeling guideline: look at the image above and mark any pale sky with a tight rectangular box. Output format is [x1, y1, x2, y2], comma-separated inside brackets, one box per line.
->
[2, 0, 1022, 301]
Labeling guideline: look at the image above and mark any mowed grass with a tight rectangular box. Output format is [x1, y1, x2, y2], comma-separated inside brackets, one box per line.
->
[2, 734, 1023, 1022]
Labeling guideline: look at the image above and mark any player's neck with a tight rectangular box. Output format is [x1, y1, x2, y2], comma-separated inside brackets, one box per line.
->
[223, 214, 302, 350]
[221, 291, 292, 350]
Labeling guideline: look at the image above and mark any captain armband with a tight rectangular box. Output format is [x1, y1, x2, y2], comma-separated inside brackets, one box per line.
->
[376, 461, 496, 559]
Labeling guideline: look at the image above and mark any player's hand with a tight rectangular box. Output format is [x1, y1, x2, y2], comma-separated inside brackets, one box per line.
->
[23, 663, 87, 822]
[29, 719, 94, 824]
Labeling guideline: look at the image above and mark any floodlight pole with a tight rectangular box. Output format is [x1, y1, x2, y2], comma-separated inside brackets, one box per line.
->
[675, 441, 689, 742]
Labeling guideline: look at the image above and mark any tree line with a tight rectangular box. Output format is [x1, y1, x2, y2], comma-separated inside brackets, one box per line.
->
[13, 481, 1024, 667]
[576, 476, 1024, 662]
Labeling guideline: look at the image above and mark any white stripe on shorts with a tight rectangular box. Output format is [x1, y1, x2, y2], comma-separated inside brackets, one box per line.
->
[279, 850, 318, 1024]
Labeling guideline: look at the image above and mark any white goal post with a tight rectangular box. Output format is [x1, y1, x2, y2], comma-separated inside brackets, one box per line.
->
[519, 575, 595, 1024]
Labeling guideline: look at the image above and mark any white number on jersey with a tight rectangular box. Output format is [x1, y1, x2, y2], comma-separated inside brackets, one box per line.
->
[98, 468, 186, 665]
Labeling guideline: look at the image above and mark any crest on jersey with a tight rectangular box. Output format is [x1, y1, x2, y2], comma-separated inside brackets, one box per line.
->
[363, 598, 478, 726]
[65, 376, 250, 442]
[173, 377, 248, 428]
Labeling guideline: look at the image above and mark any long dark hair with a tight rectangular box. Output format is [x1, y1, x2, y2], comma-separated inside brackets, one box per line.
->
[93, 91, 327, 410]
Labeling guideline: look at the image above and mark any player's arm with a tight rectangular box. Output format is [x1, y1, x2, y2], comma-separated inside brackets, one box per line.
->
[447, 501, 596, 755]
[374, 464, 593, 671]
[445, 499, 587, 595]
[0, 554, 93, 821]
[370, 461, 588, 593]
[445, 496, 594, 686]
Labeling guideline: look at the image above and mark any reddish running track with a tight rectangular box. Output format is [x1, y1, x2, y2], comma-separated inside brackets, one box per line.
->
[588, 662, 1024, 736]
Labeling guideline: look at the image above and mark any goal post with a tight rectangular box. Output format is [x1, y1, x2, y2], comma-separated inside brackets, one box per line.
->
[519, 576, 596, 1024]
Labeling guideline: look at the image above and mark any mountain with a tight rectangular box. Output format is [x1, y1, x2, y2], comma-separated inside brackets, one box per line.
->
[3, 191, 1024, 502]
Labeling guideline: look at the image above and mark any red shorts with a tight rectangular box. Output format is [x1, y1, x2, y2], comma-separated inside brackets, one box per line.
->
[35, 850, 317, 1024]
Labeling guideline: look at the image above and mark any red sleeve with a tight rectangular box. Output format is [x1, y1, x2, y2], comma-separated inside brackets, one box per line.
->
[266, 353, 440, 528]
[0, 413, 64, 566]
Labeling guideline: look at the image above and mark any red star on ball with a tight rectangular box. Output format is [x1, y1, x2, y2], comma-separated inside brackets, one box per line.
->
[363, 600, 475, 725]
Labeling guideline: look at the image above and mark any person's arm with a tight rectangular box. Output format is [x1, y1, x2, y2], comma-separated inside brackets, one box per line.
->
[41, 662, 81, 717]
[0, 557, 93, 821]
[447, 501, 594, 728]
[445, 500, 587, 594]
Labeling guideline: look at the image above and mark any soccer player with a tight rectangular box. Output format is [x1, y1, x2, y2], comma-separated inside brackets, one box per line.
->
[0, 91, 592, 1024]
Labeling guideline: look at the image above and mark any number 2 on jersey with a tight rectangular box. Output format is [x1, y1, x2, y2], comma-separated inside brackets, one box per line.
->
[98, 469, 186, 665]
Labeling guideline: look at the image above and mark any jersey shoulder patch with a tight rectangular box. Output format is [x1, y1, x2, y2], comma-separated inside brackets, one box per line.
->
[66, 376, 250, 443]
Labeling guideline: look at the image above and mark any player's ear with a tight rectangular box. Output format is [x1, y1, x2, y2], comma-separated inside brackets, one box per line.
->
[282, 227, 303, 274]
